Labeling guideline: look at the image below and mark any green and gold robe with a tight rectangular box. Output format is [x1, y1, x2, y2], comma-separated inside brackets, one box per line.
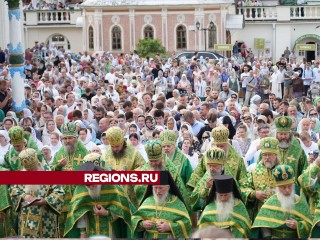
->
[258, 138, 308, 180]
[187, 145, 246, 190]
[132, 194, 192, 238]
[10, 184, 64, 238]
[0, 185, 14, 238]
[251, 193, 312, 238]
[239, 162, 277, 219]
[1, 147, 50, 171]
[198, 198, 252, 238]
[131, 157, 190, 212]
[64, 185, 132, 238]
[50, 140, 89, 237]
[310, 203, 320, 237]
[167, 147, 193, 185]
[298, 163, 320, 217]
[101, 143, 145, 171]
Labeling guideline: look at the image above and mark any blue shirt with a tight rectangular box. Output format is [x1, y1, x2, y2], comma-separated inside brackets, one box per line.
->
[192, 120, 204, 136]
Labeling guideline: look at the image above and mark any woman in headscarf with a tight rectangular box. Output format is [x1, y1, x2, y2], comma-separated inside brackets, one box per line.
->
[78, 128, 97, 151]
[297, 118, 318, 142]
[222, 115, 236, 139]
[0, 130, 11, 164]
[249, 95, 261, 116]
[6, 111, 19, 123]
[141, 116, 156, 141]
[42, 119, 62, 146]
[49, 132, 62, 157]
[234, 123, 251, 157]
[200, 131, 212, 154]
[167, 116, 178, 138]
[2, 117, 17, 132]
[177, 74, 191, 94]
[181, 138, 199, 170]
[129, 133, 148, 162]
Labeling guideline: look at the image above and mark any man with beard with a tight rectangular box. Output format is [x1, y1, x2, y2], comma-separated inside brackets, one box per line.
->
[190, 147, 225, 209]
[310, 202, 320, 237]
[64, 155, 132, 238]
[187, 126, 246, 191]
[132, 171, 192, 238]
[131, 140, 190, 212]
[101, 126, 145, 170]
[262, 116, 308, 179]
[10, 148, 64, 238]
[240, 137, 280, 219]
[1, 126, 49, 171]
[298, 153, 320, 217]
[50, 122, 89, 237]
[198, 175, 251, 238]
[252, 165, 312, 238]
[159, 130, 193, 185]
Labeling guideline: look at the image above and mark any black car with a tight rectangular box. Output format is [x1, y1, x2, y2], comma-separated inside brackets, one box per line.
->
[174, 51, 226, 63]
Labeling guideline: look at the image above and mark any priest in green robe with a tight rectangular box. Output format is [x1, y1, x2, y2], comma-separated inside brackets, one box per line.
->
[187, 126, 246, 191]
[159, 130, 193, 185]
[1, 126, 50, 171]
[0, 185, 14, 237]
[298, 155, 320, 217]
[259, 116, 308, 179]
[64, 157, 132, 238]
[252, 165, 312, 238]
[239, 137, 280, 219]
[101, 126, 145, 171]
[310, 202, 320, 237]
[132, 171, 192, 238]
[190, 146, 225, 210]
[198, 175, 251, 238]
[10, 148, 65, 238]
[50, 122, 89, 237]
[131, 140, 190, 212]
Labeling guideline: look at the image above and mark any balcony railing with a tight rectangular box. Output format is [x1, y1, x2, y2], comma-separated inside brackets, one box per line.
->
[237, 5, 320, 21]
[24, 10, 81, 25]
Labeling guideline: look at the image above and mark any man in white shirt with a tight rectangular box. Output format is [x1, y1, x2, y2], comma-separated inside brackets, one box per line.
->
[105, 67, 117, 85]
[313, 61, 320, 83]
[106, 85, 120, 103]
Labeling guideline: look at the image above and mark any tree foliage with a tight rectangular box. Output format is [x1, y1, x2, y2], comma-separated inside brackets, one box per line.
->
[5, 0, 20, 9]
[136, 38, 166, 58]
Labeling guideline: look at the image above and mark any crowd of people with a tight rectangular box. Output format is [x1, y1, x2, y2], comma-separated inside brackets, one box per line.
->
[0, 40, 320, 238]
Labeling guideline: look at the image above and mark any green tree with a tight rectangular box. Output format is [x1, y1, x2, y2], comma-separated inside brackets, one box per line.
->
[136, 38, 166, 58]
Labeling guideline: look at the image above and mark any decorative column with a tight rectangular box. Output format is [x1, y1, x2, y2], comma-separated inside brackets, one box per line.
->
[94, 9, 102, 51]
[161, 8, 168, 50]
[6, 0, 26, 112]
[129, 8, 135, 51]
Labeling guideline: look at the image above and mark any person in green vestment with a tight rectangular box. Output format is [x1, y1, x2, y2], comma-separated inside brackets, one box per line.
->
[198, 175, 251, 238]
[310, 202, 320, 237]
[132, 171, 192, 238]
[49, 122, 89, 237]
[0, 185, 14, 237]
[1, 126, 50, 171]
[187, 125, 246, 191]
[159, 130, 193, 185]
[131, 140, 190, 212]
[298, 149, 320, 217]
[252, 165, 312, 238]
[101, 126, 145, 170]
[64, 159, 132, 238]
[239, 137, 280, 219]
[258, 116, 308, 179]
[190, 147, 225, 210]
[11, 148, 65, 238]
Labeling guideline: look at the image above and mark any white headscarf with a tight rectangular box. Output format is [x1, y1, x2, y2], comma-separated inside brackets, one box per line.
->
[0, 130, 10, 143]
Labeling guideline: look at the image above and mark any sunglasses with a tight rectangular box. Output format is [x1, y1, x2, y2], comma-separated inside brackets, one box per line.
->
[202, 136, 210, 139]
[310, 113, 318, 116]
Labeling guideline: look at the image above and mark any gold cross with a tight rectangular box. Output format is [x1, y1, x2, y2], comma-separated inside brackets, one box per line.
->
[286, 156, 295, 164]
[74, 154, 83, 166]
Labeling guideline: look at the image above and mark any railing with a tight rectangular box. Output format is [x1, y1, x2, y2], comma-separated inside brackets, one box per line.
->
[24, 10, 81, 25]
[237, 6, 278, 20]
[237, 5, 320, 21]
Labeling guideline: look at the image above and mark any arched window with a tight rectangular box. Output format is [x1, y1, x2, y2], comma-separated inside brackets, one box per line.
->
[208, 23, 217, 49]
[46, 34, 70, 50]
[112, 26, 121, 50]
[144, 25, 154, 39]
[176, 25, 187, 49]
[88, 26, 94, 50]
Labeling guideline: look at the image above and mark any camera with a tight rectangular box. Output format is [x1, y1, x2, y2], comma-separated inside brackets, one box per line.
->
[104, 79, 109, 84]
[313, 150, 319, 159]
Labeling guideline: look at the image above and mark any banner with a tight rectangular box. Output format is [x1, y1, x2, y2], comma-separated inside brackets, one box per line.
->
[296, 44, 316, 51]
[0, 171, 161, 185]
[214, 44, 233, 51]
[254, 38, 265, 50]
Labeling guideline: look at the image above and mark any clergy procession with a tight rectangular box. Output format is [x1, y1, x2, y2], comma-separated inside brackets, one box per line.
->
[0, 116, 320, 238]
